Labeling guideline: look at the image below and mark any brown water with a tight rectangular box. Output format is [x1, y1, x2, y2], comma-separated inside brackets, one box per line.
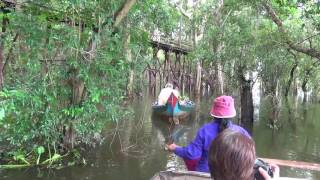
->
[1, 97, 320, 180]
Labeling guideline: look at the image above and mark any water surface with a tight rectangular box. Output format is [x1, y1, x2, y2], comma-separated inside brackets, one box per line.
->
[1, 97, 320, 180]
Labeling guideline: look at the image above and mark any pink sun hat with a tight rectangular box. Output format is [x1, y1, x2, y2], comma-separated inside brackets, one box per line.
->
[210, 95, 236, 118]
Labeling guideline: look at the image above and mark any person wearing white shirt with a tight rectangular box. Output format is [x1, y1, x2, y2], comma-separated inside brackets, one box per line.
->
[158, 83, 180, 105]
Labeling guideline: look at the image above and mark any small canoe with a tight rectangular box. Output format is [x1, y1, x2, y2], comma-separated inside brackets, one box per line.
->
[152, 93, 195, 118]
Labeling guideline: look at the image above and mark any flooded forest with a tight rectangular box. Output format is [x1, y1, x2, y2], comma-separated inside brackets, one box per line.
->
[0, 0, 320, 179]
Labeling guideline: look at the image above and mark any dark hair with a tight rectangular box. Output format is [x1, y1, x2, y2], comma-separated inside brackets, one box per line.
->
[209, 129, 256, 180]
[214, 118, 232, 133]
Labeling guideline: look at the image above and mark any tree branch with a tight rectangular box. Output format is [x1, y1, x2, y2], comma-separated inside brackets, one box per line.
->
[296, 32, 320, 45]
[85, 0, 137, 61]
[262, 1, 320, 60]
[113, 0, 137, 28]
[176, 4, 192, 19]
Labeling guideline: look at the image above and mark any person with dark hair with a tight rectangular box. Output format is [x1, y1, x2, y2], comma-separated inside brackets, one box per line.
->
[209, 129, 280, 180]
[166, 95, 250, 172]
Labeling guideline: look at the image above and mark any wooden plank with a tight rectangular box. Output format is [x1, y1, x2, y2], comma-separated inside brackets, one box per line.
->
[150, 40, 191, 54]
[261, 158, 320, 171]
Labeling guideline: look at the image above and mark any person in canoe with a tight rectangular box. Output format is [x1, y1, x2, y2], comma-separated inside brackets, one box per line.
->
[166, 95, 250, 173]
[158, 82, 180, 105]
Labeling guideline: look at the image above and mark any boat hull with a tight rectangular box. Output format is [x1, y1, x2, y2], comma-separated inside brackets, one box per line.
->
[150, 171, 211, 180]
[150, 170, 305, 180]
[152, 93, 195, 118]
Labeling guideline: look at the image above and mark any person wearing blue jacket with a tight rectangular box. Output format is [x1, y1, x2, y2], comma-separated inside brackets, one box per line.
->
[166, 95, 250, 173]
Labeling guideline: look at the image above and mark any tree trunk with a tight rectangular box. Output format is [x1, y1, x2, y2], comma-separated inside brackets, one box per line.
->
[292, 78, 298, 97]
[240, 80, 253, 134]
[302, 68, 312, 103]
[284, 62, 298, 97]
[0, 42, 4, 90]
[195, 61, 202, 97]
[212, 0, 224, 95]
[214, 63, 224, 95]
[63, 124, 75, 149]
[302, 77, 308, 103]
[124, 21, 134, 100]
[265, 78, 280, 128]
[3, 33, 19, 76]
[180, 54, 185, 95]
[238, 69, 254, 134]
[127, 68, 135, 99]
[0, 16, 9, 90]
[62, 68, 85, 150]
[271, 95, 280, 128]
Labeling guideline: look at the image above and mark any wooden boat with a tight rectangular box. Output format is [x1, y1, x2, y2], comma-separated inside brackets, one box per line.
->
[150, 170, 307, 180]
[152, 93, 195, 118]
[150, 171, 210, 180]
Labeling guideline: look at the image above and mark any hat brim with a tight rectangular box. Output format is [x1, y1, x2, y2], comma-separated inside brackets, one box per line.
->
[210, 112, 236, 118]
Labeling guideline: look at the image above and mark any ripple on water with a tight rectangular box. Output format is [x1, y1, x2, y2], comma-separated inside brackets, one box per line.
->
[286, 150, 298, 160]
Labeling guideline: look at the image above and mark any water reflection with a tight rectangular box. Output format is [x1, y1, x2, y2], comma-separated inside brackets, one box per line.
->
[254, 101, 320, 179]
[1, 98, 320, 180]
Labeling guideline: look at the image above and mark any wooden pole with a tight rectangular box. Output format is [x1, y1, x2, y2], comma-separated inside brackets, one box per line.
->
[261, 158, 320, 172]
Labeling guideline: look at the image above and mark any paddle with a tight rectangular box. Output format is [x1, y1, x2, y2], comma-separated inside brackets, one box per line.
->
[261, 158, 320, 172]
[166, 124, 191, 144]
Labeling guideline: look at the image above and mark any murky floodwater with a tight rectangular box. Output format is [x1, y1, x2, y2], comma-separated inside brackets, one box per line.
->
[1, 97, 320, 180]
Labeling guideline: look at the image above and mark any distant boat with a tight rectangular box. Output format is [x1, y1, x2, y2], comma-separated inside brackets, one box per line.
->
[152, 93, 195, 118]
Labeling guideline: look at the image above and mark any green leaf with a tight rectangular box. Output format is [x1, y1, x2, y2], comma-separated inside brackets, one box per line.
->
[37, 146, 45, 155]
[36, 146, 45, 165]
[14, 154, 30, 165]
[41, 153, 62, 165]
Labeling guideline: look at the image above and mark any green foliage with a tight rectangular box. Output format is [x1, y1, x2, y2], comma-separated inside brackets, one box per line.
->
[0, 0, 149, 164]
[0, 145, 66, 169]
[132, 0, 181, 34]
[0, 108, 5, 122]
[0, 0, 182, 164]
[190, 0, 320, 98]
[13, 152, 30, 165]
